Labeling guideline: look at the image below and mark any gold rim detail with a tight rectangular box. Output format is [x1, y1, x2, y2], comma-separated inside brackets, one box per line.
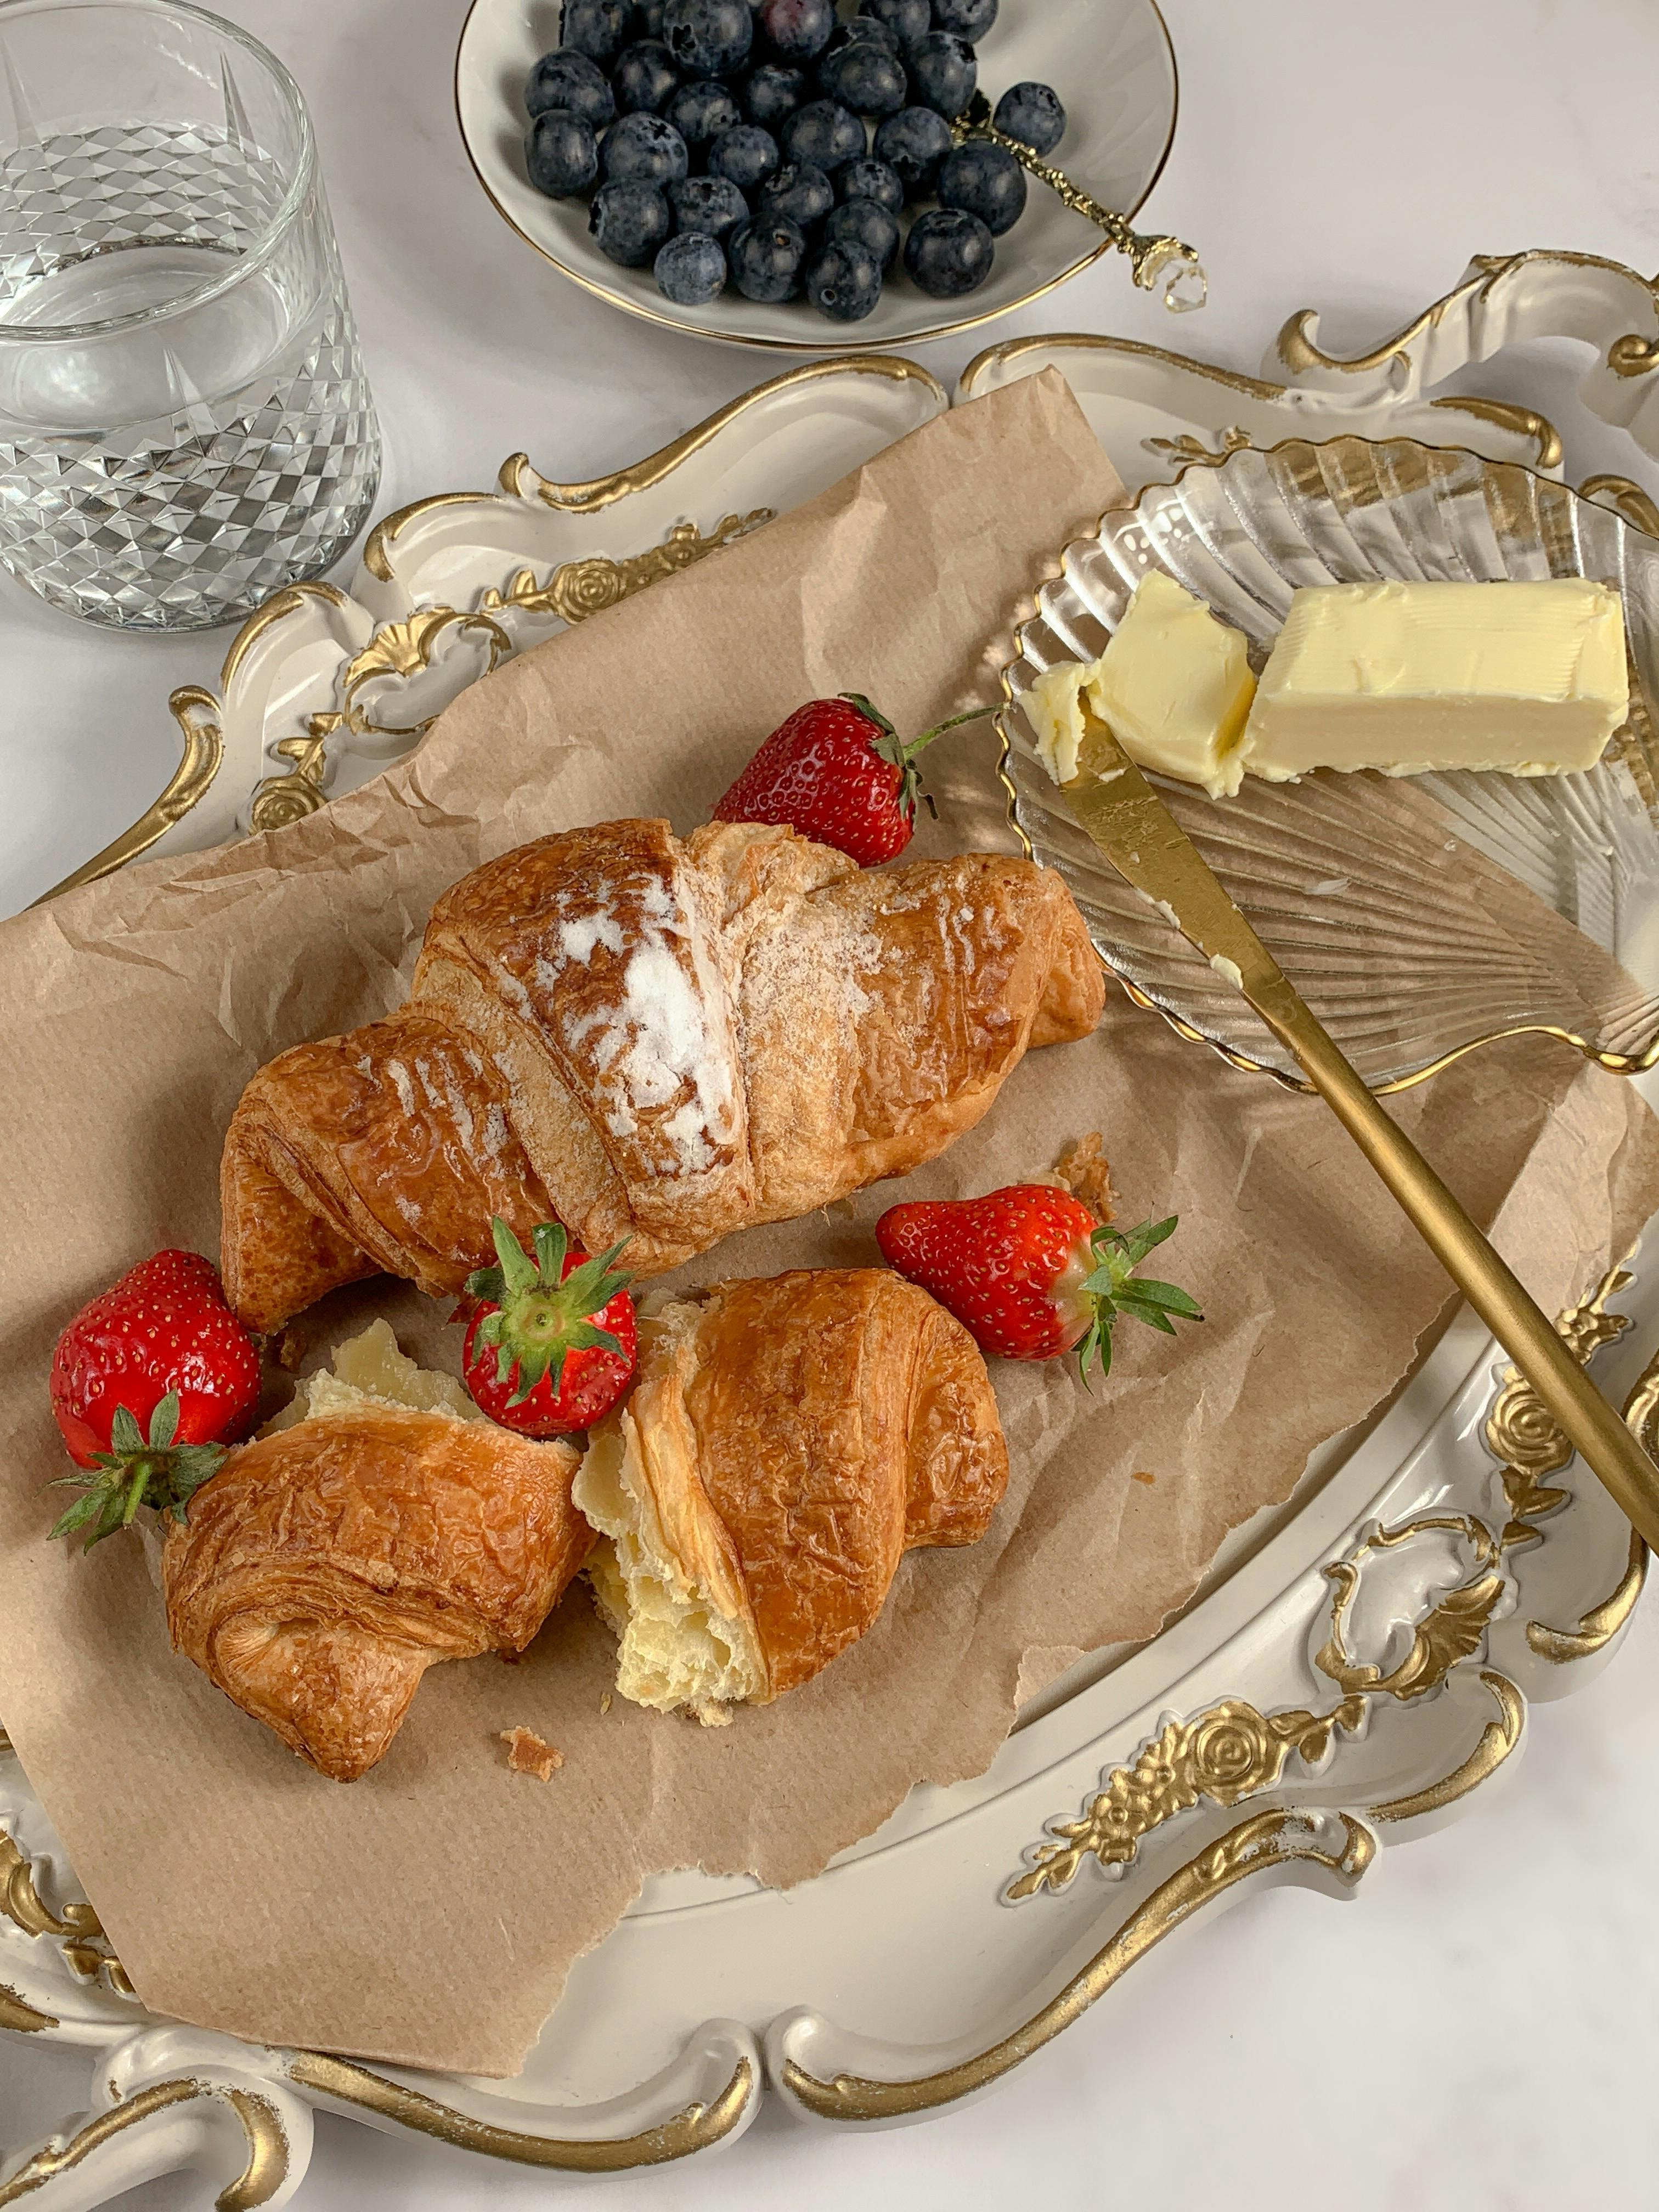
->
[36, 685, 225, 905]
[286, 2049, 754, 2171]
[1143, 425, 1251, 469]
[0, 2079, 288, 2210]
[0, 1834, 131, 1996]
[1582, 473, 1659, 538]
[0, 1982, 56, 2034]
[1371, 1672, 1525, 1824]
[454, 1, 1181, 356]
[782, 1808, 1373, 2121]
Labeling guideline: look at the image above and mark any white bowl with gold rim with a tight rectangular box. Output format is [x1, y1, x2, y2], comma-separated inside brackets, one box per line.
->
[453, 0, 1181, 352]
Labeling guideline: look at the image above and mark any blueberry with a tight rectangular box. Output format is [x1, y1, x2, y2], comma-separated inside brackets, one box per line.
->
[744, 60, 807, 127]
[589, 178, 673, 264]
[662, 0, 753, 77]
[525, 49, 616, 127]
[805, 236, 882, 320]
[903, 204, 992, 295]
[817, 41, 907, 116]
[860, 0, 929, 44]
[937, 139, 1025, 234]
[992, 80, 1065, 156]
[526, 109, 601, 196]
[601, 111, 690, 183]
[668, 172, 749, 239]
[872, 104, 952, 194]
[665, 77, 741, 153]
[906, 30, 975, 116]
[655, 229, 728, 303]
[756, 0, 834, 61]
[612, 40, 680, 111]
[633, 0, 667, 30]
[837, 154, 904, 213]
[729, 213, 808, 300]
[930, 0, 996, 34]
[825, 194, 899, 270]
[560, 0, 632, 66]
[760, 159, 833, 228]
[824, 15, 900, 55]
[708, 122, 781, 190]
[781, 98, 866, 171]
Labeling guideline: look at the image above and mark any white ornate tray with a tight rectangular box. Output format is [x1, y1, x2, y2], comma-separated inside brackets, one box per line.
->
[7, 248, 1659, 2206]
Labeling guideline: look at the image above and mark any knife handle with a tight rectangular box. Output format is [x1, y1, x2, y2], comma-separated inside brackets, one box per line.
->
[1250, 972, 1659, 1551]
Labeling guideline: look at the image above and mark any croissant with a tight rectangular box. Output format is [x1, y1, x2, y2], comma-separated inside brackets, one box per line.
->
[162, 1325, 590, 1780]
[221, 817, 1104, 1333]
[573, 1269, 1009, 1717]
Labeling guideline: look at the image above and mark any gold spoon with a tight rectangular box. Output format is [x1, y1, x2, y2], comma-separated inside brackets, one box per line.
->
[951, 91, 1207, 312]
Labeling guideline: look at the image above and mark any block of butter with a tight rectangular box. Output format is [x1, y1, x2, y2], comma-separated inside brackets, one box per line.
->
[1024, 572, 1257, 798]
[1243, 579, 1628, 781]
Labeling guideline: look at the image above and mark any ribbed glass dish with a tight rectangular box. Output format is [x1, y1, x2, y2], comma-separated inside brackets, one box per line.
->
[999, 435, 1659, 1092]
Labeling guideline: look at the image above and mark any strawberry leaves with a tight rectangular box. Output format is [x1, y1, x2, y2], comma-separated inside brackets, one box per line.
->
[1075, 1215, 1204, 1385]
[842, 692, 995, 828]
[465, 1218, 633, 1408]
[48, 1390, 227, 1551]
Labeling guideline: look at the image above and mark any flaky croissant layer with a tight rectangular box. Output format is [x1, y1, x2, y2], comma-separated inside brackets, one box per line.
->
[221, 818, 1104, 1333]
[575, 1269, 1011, 1718]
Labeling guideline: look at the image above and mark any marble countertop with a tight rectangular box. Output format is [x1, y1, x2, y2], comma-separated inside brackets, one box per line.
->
[3, 0, 1658, 2202]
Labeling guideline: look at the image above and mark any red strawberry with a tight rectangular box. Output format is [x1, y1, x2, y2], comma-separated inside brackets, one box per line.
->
[876, 1186, 1202, 1379]
[459, 1218, 637, 1436]
[713, 692, 992, 866]
[48, 1250, 262, 1549]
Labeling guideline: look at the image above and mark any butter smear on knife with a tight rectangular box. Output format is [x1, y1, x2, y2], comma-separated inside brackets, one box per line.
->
[1243, 579, 1628, 780]
[1026, 572, 1257, 797]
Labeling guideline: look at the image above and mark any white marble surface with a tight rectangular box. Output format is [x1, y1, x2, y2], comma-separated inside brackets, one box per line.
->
[4, 0, 1659, 2200]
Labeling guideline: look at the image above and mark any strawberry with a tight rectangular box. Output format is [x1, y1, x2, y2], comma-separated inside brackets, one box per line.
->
[712, 692, 992, 866]
[876, 1186, 1202, 1380]
[48, 1250, 262, 1549]
[459, 1218, 637, 1436]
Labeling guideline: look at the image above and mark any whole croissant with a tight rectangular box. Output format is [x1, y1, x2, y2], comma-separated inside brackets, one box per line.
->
[163, 1377, 589, 1781]
[574, 1269, 1010, 1716]
[221, 817, 1104, 1333]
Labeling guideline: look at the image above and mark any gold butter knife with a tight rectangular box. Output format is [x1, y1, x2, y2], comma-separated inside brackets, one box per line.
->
[1064, 708, 1659, 1549]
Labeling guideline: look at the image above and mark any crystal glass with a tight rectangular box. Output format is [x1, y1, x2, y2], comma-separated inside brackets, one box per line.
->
[0, 0, 380, 630]
[1000, 436, 1659, 1092]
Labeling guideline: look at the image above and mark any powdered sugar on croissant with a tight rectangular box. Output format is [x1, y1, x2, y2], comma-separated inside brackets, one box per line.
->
[221, 817, 1104, 1333]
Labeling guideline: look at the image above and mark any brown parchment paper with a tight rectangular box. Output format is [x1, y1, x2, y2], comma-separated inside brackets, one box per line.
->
[2, 371, 1658, 2076]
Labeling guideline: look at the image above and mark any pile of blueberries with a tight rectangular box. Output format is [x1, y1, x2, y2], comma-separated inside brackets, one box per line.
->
[523, 0, 1066, 320]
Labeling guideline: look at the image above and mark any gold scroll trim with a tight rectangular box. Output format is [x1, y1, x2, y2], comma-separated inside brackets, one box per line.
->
[783, 1808, 1372, 2122]
[286, 2050, 754, 2173]
[1371, 1671, 1525, 1825]
[36, 686, 224, 905]
[0, 2079, 287, 2211]
[0, 1833, 131, 1995]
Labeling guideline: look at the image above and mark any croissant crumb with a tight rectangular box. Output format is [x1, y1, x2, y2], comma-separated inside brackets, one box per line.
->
[1052, 1131, 1116, 1222]
[501, 1726, 563, 1780]
[263, 1318, 479, 1435]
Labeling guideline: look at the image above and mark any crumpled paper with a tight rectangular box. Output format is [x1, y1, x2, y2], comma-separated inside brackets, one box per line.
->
[1, 371, 1656, 2076]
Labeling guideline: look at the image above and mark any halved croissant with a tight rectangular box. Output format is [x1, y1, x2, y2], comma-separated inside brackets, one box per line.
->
[163, 1328, 589, 1780]
[573, 1270, 1009, 1717]
[221, 818, 1104, 1333]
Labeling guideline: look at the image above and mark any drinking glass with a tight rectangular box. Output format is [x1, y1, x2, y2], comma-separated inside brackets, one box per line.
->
[0, 0, 381, 629]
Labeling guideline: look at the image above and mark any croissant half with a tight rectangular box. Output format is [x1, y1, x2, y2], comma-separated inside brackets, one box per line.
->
[221, 819, 1104, 1333]
[573, 1270, 1011, 1716]
[163, 1336, 590, 1781]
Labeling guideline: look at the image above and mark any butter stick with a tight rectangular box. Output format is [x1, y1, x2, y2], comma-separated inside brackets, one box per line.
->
[1243, 579, 1629, 781]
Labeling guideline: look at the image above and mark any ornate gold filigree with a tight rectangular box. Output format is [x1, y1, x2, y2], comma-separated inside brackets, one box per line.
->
[1485, 1266, 1633, 1549]
[477, 509, 772, 624]
[1317, 1517, 1507, 1700]
[0, 1980, 55, 2034]
[38, 685, 225, 902]
[786, 1809, 1373, 2120]
[1009, 1271, 1647, 1902]
[0, 2079, 288, 2210]
[0, 1832, 132, 1996]
[1609, 332, 1659, 379]
[1144, 426, 1251, 469]
[1005, 1695, 1365, 1900]
[286, 2050, 754, 2172]
[1582, 472, 1659, 538]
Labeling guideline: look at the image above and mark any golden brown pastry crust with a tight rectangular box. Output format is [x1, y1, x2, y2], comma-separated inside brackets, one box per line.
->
[578, 1271, 1010, 1709]
[222, 819, 1104, 1332]
[163, 1406, 588, 1781]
